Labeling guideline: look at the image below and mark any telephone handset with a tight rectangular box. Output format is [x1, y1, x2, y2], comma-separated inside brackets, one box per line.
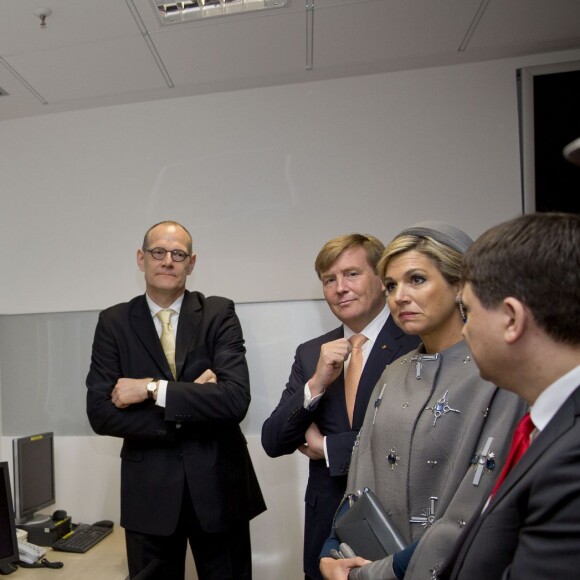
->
[18, 540, 46, 564]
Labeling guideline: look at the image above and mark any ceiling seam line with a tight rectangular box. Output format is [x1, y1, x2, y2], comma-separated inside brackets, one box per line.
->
[125, 0, 149, 34]
[142, 33, 175, 88]
[0, 57, 47, 105]
[458, 0, 492, 52]
[125, 0, 174, 88]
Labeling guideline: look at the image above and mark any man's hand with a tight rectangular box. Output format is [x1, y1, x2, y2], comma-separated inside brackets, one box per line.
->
[299, 422, 325, 460]
[308, 338, 352, 397]
[320, 556, 369, 580]
[111, 378, 151, 408]
[112, 370, 217, 409]
[195, 369, 217, 383]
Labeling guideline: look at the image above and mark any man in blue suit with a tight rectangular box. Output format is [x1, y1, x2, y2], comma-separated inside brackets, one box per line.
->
[261, 234, 419, 580]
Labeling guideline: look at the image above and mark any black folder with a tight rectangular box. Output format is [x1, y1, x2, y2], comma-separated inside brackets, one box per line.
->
[334, 488, 407, 561]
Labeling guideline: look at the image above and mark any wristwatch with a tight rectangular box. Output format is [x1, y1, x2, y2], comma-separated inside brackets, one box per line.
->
[146, 380, 159, 400]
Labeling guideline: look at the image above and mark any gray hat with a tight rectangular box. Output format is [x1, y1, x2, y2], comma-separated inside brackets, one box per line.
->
[399, 221, 473, 254]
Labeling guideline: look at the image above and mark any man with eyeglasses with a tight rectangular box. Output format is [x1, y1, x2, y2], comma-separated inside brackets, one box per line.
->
[86, 220, 266, 579]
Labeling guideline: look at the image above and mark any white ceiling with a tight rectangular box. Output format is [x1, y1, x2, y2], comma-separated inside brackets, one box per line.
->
[0, 0, 579, 122]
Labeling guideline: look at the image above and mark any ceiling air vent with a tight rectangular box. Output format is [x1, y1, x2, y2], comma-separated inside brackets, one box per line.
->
[151, 0, 288, 25]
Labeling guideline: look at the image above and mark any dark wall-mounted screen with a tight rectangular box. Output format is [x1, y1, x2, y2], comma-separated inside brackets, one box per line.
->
[519, 61, 580, 214]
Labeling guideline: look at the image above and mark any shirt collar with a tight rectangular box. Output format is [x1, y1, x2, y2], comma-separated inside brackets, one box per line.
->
[145, 293, 184, 318]
[343, 304, 389, 344]
[531, 364, 580, 432]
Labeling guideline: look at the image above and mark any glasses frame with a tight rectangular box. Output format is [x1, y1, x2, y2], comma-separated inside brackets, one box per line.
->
[145, 247, 190, 263]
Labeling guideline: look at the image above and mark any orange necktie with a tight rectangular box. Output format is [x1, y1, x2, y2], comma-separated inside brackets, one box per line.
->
[345, 334, 368, 426]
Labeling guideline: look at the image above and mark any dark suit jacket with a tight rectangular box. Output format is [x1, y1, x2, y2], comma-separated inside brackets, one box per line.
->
[261, 315, 419, 579]
[86, 290, 266, 536]
[444, 384, 580, 579]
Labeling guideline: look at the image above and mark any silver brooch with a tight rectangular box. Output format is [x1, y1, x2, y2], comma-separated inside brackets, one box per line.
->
[425, 389, 460, 426]
[471, 436, 496, 486]
[410, 497, 438, 528]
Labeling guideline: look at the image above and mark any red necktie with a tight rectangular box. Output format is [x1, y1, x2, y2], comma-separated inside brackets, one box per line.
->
[345, 334, 368, 427]
[490, 412, 534, 497]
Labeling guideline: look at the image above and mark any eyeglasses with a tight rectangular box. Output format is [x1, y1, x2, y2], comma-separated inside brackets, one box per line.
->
[145, 247, 190, 262]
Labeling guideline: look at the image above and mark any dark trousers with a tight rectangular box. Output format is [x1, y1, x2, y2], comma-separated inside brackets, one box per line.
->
[126, 487, 252, 580]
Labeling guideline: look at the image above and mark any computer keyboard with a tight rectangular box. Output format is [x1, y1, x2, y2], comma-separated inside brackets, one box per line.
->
[52, 523, 113, 553]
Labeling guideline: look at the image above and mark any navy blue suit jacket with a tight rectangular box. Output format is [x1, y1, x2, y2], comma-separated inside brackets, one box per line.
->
[86, 291, 266, 536]
[261, 315, 419, 578]
[443, 384, 580, 579]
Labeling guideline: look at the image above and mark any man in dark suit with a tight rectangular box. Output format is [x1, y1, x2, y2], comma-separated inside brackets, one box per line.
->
[86, 220, 266, 580]
[441, 212, 580, 579]
[261, 234, 419, 580]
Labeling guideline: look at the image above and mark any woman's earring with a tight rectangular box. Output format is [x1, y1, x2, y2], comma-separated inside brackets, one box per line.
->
[456, 298, 466, 322]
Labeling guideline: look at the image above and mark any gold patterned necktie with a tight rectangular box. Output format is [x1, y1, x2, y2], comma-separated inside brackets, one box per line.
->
[345, 334, 368, 426]
[157, 309, 176, 379]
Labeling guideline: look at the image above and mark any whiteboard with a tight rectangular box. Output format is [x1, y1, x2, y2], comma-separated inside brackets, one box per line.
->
[0, 300, 338, 437]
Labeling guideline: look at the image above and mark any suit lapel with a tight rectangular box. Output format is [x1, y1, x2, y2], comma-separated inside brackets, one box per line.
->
[362, 316, 403, 372]
[490, 388, 579, 507]
[174, 291, 203, 379]
[129, 295, 171, 377]
[329, 325, 346, 392]
[321, 326, 348, 417]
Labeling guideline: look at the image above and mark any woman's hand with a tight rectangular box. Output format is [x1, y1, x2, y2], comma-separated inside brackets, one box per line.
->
[320, 556, 370, 580]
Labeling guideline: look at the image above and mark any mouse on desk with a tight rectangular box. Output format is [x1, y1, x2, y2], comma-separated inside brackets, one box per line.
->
[92, 520, 114, 529]
[52, 509, 68, 521]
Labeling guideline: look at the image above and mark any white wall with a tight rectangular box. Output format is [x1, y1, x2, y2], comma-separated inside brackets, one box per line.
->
[1, 46, 580, 579]
[2, 48, 579, 314]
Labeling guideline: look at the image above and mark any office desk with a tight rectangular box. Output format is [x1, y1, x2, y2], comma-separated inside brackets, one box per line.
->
[17, 526, 128, 580]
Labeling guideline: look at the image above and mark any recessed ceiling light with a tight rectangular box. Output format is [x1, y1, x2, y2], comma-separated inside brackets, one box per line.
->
[152, 0, 288, 25]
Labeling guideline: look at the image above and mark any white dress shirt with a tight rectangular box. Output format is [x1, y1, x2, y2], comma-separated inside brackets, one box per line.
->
[145, 293, 185, 408]
[530, 364, 580, 434]
[303, 304, 390, 464]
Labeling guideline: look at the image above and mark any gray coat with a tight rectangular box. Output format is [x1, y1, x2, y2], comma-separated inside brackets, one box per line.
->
[346, 340, 526, 579]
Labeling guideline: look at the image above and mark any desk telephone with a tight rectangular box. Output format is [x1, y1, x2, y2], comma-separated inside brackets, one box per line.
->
[16, 529, 63, 570]
[18, 540, 46, 564]
[16, 529, 46, 564]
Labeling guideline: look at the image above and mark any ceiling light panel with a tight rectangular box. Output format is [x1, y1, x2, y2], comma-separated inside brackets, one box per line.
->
[152, 0, 288, 24]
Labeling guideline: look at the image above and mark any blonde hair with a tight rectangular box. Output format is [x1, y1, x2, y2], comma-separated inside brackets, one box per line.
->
[378, 234, 464, 285]
[315, 234, 384, 279]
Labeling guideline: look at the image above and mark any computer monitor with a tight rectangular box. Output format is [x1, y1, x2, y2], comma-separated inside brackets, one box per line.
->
[12, 432, 55, 525]
[0, 462, 19, 574]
